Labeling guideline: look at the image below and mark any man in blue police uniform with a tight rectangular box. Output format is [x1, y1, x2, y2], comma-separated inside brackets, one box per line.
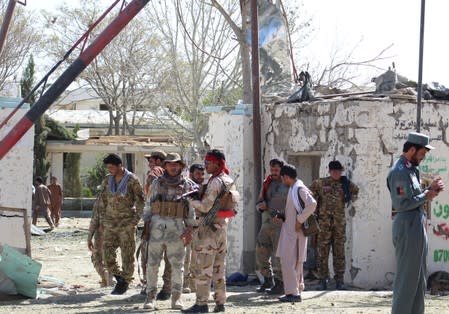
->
[387, 132, 445, 314]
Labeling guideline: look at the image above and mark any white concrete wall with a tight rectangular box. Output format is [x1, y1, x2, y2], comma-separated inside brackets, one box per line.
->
[205, 106, 257, 274]
[0, 101, 34, 254]
[262, 97, 449, 289]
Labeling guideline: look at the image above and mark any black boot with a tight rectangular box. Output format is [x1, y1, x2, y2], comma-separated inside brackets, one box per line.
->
[111, 275, 128, 295]
[266, 278, 284, 295]
[335, 280, 346, 290]
[213, 304, 225, 312]
[181, 304, 209, 313]
[256, 276, 273, 293]
[318, 279, 328, 291]
[279, 294, 301, 303]
[156, 289, 171, 300]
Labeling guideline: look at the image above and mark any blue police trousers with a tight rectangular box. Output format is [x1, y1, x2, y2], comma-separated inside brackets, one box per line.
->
[392, 209, 427, 314]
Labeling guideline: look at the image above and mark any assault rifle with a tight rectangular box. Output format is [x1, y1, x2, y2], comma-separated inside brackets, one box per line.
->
[202, 174, 239, 231]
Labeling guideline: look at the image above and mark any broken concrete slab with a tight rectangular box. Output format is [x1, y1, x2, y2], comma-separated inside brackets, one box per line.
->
[0, 244, 41, 298]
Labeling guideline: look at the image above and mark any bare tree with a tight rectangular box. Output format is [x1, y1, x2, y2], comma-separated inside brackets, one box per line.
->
[312, 41, 394, 92]
[41, 0, 165, 135]
[145, 0, 241, 153]
[0, 1, 40, 92]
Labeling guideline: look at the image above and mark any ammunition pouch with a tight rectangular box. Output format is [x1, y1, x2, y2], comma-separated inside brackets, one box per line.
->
[152, 200, 188, 219]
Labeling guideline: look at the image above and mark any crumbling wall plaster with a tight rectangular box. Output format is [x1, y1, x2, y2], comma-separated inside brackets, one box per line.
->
[263, 98, 449, 288]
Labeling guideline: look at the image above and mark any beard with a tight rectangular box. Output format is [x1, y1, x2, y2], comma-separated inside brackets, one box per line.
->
[411, 153, 422, 166]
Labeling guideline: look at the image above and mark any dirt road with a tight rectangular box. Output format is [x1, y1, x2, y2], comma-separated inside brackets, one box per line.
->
[1, 216, 448, 313]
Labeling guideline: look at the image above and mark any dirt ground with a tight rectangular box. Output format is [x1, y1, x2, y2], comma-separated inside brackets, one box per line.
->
[1, 215, 449, 314]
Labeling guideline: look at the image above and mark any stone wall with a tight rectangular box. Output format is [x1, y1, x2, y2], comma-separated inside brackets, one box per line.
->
[0, 98, 34, 254]
[262, 96, 449, 288]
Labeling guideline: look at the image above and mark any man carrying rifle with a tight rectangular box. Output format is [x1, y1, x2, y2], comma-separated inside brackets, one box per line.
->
[182, 149, 239, 313]
[255, 158, 289, 294]
[143, 153, 196, 310]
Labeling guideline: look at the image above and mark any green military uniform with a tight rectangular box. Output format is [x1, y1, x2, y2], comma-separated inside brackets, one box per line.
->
[310, 176, 358, 283]
[100, 171, 144, 285]
[388, 156, 428, 314]
[87, 198, 111, 287]
[255, 179, 288, 288]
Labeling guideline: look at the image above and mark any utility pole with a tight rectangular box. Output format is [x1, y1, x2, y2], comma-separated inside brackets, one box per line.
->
[251, 0, 262, 198]
[416, 0, 426, 132]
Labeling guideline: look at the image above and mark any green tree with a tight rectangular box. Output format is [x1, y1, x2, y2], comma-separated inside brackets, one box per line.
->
[20, 55, 50, 180]
[85, 156, 107, 196]
[64, 152, 82, 197]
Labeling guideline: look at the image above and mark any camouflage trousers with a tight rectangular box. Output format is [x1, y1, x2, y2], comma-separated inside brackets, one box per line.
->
[91, 228, 109, 284]
[256, 222, 282, 281]
[103, 222, 136, 284]
[140, 238, 172, 292]
[192, 221, 227, 306]
[316, 214, 346, 281]
[184, 242, 197, 291]
[146, 215, 186, 295]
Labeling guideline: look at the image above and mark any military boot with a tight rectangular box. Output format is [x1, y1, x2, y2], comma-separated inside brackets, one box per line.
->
[156, 289, 171, 300]
[143, 289, 156, 310]
[256, 276, 274, 293]
[111, 275, 128, 295]
[171, 292, 184, 310]
[318, 279, 328, 291]
[266, 278, 284, 295]
[181, 304, 209, 313]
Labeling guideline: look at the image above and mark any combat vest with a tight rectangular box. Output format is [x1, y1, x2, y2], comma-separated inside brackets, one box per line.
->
[215, 174, 239, 218]
[151, 176, 189, 219]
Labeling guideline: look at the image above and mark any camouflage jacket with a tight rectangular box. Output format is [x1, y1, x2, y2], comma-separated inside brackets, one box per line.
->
[143, 173, 196, 226]
[310, 176, 359, 216]
[190, 172, 238, 214]
[99, 172, 145, 226]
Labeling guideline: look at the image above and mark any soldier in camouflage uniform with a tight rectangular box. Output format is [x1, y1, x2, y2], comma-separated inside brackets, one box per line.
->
[143, 153, 197, 310]
[141, 150, 173, 301]
[310, 160, 359, 290]
[182, 149, 239, 314]
[87, 195, 112, 287]
[255, 158, 288, 294]
[99, 154, 145, 295]
[183, 163, 205, 294]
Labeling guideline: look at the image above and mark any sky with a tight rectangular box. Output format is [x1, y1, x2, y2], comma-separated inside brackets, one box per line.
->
[26, 0, 449, 86]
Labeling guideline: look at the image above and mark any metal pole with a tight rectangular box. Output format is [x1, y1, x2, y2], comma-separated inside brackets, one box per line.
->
[251, 0, 262, 195]
[0, 0, 17, 56]
[416, 0, 426, 132]
[0, 0, 151, 160]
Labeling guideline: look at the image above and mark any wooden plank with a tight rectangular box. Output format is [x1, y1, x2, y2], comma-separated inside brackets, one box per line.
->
[0, 244, 41, 298]
[0, 206, 26, 214]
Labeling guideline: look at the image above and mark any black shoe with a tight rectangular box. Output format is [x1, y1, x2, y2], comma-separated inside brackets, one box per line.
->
[111, 276, 128, 295]
[213, 304, 225, 312]
[279, 294, 301, 303]
[318, 279, 328, 291]
[181, 304, 209, 313]
[156, 289, 171, 300]
[336, 280, 346, 290]
[256, 277, 273, 293]
[266, 279, 284, 295]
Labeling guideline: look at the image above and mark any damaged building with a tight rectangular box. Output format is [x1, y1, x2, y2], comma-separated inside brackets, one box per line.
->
[205, 93, 449, 289]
